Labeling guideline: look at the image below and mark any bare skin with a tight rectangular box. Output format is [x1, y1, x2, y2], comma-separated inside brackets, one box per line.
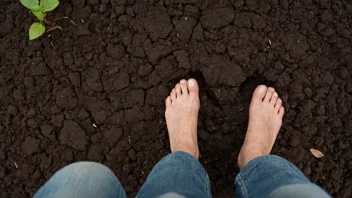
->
[237, 85, 285, 169]
[165, 79, 200, 159]
[165, 81, 284, 167]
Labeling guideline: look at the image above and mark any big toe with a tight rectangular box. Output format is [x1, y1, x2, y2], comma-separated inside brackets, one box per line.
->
[252, 85, 267, 101]
[187, 79, 199, 96]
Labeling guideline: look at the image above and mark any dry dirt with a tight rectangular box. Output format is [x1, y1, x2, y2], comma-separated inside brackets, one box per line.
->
[0, 0, 352, 197]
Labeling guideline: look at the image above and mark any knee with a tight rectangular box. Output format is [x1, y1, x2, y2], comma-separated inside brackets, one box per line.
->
[269, 184, 330, 198]
[59, 161, 114, 177]
[35, 162, 125, 198]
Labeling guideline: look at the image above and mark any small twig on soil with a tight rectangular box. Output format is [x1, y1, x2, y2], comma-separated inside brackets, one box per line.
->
[269, 39, 272, 45]
[81, 19, 84, 24]
[13, 161, 18, 169]
[237, 107, 245, 112]
[51, 41, 56, 49]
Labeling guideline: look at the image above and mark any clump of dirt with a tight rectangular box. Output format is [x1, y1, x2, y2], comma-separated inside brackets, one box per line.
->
[0, 0, 352, 197]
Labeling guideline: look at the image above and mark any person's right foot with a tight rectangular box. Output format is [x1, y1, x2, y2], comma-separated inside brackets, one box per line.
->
[165, 79, 200, 159]
[238, 85, 285, 169]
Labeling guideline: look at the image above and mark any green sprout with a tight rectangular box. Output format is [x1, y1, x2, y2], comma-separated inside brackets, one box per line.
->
[20, 0, 77, 40]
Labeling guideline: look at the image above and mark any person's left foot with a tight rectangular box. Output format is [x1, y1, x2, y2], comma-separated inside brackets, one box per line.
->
[165, 79, 200, 159]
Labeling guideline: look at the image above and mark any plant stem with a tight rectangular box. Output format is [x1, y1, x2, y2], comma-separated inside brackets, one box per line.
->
[47, 26, 63, 33]
[51, 16, 78, 26]
[43, 18, 51, 25]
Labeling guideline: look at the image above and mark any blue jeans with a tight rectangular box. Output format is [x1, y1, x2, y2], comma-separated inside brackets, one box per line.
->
[34, 152, 330, 198]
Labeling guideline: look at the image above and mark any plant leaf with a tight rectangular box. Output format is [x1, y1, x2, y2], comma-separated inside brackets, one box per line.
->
[310, 148, 324, 158]
[20, 0, 40, 10]
[32, 11, 45, 21]
[40, 0, 59, 12]
[29, 22, 46, 40]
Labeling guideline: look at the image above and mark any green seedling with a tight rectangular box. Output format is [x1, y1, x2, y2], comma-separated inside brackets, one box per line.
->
[20, 0, 77, 40]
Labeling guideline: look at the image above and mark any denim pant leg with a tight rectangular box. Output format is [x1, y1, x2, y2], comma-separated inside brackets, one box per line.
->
[34, 162, 127, 198]
[137, 151, 211, 198]
[235, 155, 331, 198]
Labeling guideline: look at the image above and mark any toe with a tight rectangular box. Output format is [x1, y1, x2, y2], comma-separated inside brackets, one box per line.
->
[264, 87, 275, 102]
[275, 98, 282, 112]
[171, 89, 176, 100]
[252, 85, 267, 101]
[180, 79, 188, 94]
[187, 78, 199, 96]
[270, 92, 278, 106]
[279, 106, 285, 116]
[165, 96, 171, 107]
[175, 83, 181, 97]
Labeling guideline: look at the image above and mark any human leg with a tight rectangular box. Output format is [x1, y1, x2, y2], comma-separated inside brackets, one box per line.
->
[235, 155, 330, 198]
[137, 79, 211, 198]
[235, 85, 330, 198]
[137, 151, 211, 198]
[34, 162, 127, 198]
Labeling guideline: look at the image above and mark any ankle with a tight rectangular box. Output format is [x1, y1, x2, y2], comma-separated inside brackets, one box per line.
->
[173, 142, 199, 159]
[237, 144, 268, 169]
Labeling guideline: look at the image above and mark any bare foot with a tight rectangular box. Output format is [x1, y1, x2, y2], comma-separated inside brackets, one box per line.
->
[165, 79, 200, 159]
[238, 85, 285, 169]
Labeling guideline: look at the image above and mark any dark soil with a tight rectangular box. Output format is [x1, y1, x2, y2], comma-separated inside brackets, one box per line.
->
[1, 0, 352, 197]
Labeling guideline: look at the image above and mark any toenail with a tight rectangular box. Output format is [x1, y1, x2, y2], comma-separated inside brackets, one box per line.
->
[188, 80, 195, 87]
[258, 86, 266, 94]
[180, 80, 186, 84]
[274, 92, 278, 97]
